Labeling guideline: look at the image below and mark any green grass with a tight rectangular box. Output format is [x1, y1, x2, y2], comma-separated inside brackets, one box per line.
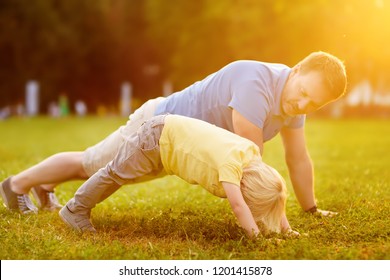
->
[0, 116, 389, 259]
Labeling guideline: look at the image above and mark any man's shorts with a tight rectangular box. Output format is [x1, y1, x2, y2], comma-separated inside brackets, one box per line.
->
[82, 97, 165, 177]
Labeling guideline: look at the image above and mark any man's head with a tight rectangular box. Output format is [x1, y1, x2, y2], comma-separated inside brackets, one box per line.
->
[281, 51, 347, 116]
[240, 160, 287, 233]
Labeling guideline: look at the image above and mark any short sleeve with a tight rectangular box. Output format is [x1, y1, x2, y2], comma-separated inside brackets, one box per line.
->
[228, 79, 272, 129]
[218, 162, 243, 187]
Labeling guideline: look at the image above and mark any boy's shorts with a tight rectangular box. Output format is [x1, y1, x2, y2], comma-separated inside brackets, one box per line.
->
[107, 114, 167, 185]
[82, 97, 165, 177]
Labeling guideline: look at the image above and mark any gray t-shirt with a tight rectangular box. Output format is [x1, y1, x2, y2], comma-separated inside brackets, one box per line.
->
[154, 60, 305, 142]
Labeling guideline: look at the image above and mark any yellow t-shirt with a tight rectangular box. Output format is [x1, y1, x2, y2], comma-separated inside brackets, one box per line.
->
[159, 115, 261, 198]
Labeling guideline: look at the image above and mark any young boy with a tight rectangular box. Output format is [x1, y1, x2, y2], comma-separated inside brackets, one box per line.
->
[60, 114, 288, 237]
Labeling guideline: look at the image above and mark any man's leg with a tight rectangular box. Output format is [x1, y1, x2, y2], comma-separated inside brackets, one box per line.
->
[11, 152, 87, 194]
[1, 152, 87, 213]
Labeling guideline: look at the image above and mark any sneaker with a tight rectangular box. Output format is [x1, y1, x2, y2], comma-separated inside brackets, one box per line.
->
[0, 177, 38, 214]
[59, 205, 96, 233]
[31, 186, 63, 211]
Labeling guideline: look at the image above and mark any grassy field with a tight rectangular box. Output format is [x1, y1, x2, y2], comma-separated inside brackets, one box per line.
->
[0, 116, 389, 260]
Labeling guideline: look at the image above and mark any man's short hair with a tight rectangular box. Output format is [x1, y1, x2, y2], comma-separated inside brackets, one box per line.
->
[299, 51, 347, 100]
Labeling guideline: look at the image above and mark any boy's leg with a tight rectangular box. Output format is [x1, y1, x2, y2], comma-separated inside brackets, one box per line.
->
[82, 97, 164, 176]
[78, 97, 164, 202]
[60, 115, 167, 232]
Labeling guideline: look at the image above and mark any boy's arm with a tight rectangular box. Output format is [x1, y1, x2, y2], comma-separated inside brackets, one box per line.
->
[222, 181, 260, 238]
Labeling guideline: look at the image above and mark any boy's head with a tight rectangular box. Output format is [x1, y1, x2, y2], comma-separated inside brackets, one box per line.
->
[281, 51, 347, 116]
[240, 160, 287, 233]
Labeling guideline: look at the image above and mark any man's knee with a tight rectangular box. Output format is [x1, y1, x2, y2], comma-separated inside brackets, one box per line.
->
[65, 151, 89, 179]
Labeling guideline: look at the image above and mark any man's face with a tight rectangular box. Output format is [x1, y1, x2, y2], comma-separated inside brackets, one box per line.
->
[281, 67, 335, 116]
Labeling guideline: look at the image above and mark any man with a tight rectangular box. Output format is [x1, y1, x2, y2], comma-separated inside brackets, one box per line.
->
[0, 51, 347, 231]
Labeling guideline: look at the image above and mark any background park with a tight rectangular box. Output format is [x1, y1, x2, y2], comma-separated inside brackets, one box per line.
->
[0, 0, 389, 260]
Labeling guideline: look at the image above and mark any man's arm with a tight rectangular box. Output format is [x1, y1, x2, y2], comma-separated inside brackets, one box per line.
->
[280, 126, 316, 211]
[280, 126, 337, 217]
[232, 109, 264, 154]
[222, 182, 260, 238]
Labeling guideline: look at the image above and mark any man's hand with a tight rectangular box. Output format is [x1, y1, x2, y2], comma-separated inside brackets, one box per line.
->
[306, 205, 338, 217]
[284, 228, 300, 238]
[315, 208, 338, 217]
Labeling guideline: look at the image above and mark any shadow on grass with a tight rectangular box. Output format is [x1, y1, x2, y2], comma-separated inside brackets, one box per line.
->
[92, 209, 246, 242]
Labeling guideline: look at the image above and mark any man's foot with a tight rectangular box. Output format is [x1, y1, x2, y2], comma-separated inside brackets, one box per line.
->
[59, 205, 96, 233]
[0, 177, 38, 214]
[31, 186, 63, 211]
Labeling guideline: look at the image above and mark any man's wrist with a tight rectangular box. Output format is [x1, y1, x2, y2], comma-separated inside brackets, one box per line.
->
[305, 205, 317, 213]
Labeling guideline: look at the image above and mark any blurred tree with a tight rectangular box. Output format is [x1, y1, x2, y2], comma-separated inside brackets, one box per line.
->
[0, 0, 158, 112]
[1, 0, 390, 113]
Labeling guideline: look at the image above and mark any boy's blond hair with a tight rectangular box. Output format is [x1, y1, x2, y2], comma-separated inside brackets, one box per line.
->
[298, 51, 347, 100]
[240, 160, 287, 233]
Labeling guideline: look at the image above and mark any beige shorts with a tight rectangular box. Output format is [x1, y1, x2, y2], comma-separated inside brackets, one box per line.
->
[82, 97, 165, 176]
[106, 114, 167, 185]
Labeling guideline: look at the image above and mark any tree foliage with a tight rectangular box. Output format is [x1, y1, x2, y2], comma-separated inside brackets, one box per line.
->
[1, 0, 389, 112]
